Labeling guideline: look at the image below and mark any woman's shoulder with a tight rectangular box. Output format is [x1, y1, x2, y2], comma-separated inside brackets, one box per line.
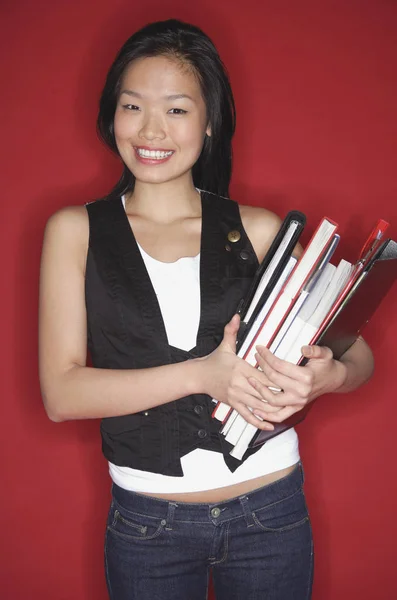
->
[43, 205, 89, 267]
[238, 204, 282, 263]
[46, 204, 88, 227]
[45, 204, 88, 237]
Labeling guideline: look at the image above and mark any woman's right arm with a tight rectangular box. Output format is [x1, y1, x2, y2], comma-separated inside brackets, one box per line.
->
[39, 207, 277, 427]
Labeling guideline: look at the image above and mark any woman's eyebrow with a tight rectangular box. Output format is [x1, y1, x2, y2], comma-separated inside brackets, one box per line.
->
[164, 93, 194, 101]
[119, 90, 194, 101]
[120, 89, 142, 98]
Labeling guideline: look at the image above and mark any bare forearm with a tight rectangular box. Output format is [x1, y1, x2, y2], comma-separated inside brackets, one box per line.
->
[42, 359, 204, 422]
[334, 336, 374, 394]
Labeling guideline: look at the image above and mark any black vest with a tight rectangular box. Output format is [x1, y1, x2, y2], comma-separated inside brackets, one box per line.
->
[85, 191, 262, 475]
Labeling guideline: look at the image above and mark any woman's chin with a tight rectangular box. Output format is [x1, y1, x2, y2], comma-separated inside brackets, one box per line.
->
[131, 168, 193, 187]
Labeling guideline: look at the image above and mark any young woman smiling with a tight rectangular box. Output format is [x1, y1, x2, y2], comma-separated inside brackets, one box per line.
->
[39, 20, 374, 600]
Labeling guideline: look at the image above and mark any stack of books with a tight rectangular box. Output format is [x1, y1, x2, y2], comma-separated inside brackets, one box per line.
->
[212, 212, 397, 461]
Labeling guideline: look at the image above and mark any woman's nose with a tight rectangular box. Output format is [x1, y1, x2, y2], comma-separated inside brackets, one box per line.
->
[139, 113, 166, 141]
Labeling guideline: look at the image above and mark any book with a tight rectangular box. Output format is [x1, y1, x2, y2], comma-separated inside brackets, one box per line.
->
[281, 259, 353, 364]
[270, 262, 336, 360]
[239, 211, 306, 332]
[237, 257, 298, 363]
[241, 217, 338, 365]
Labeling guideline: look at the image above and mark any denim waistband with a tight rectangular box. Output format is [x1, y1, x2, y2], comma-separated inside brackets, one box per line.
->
[111, 462, 304, 526]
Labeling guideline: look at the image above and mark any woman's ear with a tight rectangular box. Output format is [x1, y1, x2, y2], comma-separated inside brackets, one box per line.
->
[206, 124, 211, 137]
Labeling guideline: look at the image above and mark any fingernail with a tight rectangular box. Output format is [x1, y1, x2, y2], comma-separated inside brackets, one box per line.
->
[263, 423, 274, 430]
[303, 345, 312, 356]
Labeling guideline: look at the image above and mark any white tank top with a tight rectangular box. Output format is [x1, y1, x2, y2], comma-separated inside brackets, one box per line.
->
[108, 197, 299, 493]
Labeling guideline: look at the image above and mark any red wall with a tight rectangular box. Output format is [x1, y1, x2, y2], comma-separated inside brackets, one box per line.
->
[2, 1, 396, 598]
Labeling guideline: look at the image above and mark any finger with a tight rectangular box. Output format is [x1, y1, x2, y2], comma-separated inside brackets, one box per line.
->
[242, 360, 281, 389]
[236, 377, 265, 402]
[257, 404, 304, 424]
[244, 365, 278, 390]
[256, 346, 313, 384]
[254, 352, 313, 401]
[229, 372, 282, 409]
[232, 402, 275, 430]
[301, 345, 333, 361]
[221, 314, 240, 353]
[247, 379, 285, 412]
[249, 375, 308, 407]
[231, 386, 283, 414]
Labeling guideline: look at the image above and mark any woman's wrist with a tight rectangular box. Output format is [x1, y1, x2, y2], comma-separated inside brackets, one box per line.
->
[186, 356, 209, 396]
[332, 338, 374, 394]
[330, 358, 349, 394]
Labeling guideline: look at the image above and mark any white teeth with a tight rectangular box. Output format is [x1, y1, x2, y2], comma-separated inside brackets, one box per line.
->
[137, 148, 173, 159]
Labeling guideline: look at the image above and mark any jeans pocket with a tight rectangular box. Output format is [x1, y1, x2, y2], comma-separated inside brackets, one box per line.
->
[252, 488, 309, 533]
[107, 500, 167, 542]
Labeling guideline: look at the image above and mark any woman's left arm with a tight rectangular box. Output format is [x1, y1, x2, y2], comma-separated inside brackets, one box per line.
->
[305, 336, 374, 396]
[248, 338, 374, 423]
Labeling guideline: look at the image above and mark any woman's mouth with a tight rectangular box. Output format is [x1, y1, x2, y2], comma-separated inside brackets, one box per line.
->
[134, 147, 174, 165]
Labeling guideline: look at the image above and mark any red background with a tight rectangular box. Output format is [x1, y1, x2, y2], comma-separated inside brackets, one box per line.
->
[1, 1, 396, 598]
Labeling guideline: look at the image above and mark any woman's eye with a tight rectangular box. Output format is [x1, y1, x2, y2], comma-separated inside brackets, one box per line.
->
[168, 108, 187, 115]
[123, 104, 140, 111]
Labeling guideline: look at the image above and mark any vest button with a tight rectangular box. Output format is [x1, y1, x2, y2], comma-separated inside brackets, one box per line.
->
[194, 405, 203, 415]
[211, 507, 221, 518]
[239, 250, 250, 260]
[197, 429, 207, 439]
[227, 230, 241, 243]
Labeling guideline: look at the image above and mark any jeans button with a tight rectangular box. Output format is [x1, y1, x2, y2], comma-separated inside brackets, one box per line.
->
[197, 429, 207, 439]
[194, 405, 203, 415]
[211, 507, 221, 518]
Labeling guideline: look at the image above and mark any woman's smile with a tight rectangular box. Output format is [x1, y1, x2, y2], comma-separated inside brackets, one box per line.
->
[134, 146, 175, 165]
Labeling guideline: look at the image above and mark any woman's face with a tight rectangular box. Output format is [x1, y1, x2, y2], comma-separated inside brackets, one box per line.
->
[114, 55, 210, 186]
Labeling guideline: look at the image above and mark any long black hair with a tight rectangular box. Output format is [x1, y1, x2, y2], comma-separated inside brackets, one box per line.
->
[97, 19, 236, 198]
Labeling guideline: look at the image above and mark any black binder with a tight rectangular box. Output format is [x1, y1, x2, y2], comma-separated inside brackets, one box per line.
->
[237, 210, 306, 350]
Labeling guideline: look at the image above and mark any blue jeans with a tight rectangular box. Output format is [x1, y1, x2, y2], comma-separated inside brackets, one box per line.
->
[105, 463, 313, 600]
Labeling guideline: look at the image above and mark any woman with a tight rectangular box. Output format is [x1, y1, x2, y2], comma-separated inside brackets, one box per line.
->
[39, 19, 374, 600]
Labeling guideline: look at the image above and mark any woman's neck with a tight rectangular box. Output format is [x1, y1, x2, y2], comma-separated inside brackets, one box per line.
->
[125, 177, 201, 224]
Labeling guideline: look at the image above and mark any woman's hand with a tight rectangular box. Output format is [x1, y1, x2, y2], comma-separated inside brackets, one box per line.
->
[247, 344, 348, 423]
[200, 315, 283, 430]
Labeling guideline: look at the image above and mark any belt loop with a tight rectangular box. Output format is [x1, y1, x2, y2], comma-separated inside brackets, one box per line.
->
[239, 495, 255, 528]
[165, 501, 178, 531]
